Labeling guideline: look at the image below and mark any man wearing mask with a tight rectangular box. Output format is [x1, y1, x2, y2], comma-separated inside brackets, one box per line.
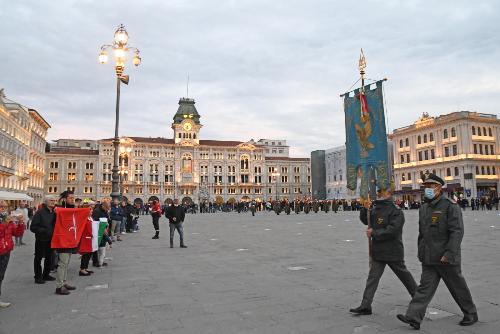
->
[165, 199, 187, 248]
[350, 187, 417, 315]
[30, 196, 57, 284]
[397, 173, 477, 329]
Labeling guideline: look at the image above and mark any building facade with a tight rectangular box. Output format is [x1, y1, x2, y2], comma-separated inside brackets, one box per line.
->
[390, 111, 499, 200]
[45, 98, 311, 203]
[27, 109, 51, 204]
[0, 89, 50, 205]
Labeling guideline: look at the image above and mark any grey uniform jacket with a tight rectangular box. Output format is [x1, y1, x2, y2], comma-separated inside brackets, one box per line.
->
[418, 195, 463, 266]
[360, 199, 405, 262]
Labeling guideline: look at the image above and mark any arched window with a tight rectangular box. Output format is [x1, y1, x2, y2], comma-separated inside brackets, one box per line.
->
[240, 155, 249, 170]
[119, 154, 129, 167]
[405, 138, 409, 146]
[407, 173, 411, 180]
[489, 128, 493, 136]
[493, 167, 497, 175]
[417, 135, 421, 144]
[446, 168, 451, 176]
[487, 166, 491, 175]
[451, 127, 456, 137]
[429, 132, 434, 141]
[471, 126, 476, 135]
[193, 133, 197, 139]
[476, 166, 479, 175]
[399, 139, 403, 148]
[483, 127, 487, 136]
[402, 173, 406, 181]
[481, 166, 485, 175]
[443, 129, 448, 139]
[423, 134, 427, 143]
[181, 153, 192, 173]
[478, 127, 482, 136]
[454, 167, 459, 176]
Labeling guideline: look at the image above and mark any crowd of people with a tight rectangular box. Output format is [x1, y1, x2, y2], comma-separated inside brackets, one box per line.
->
[0, 190, 189, 306]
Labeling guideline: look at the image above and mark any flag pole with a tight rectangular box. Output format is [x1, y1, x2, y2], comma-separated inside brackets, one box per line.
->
[358, 49, 373, 265]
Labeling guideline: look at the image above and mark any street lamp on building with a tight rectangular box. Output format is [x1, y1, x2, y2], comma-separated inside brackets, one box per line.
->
[98, 24, 141, 201]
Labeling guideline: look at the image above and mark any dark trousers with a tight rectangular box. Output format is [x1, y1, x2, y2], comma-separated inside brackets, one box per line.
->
[126, 217, 133, 232]
[152, 214, 160, 231]
[80, 253, 91, 270]
[80, 251, 98, 270]
[169, 223, 184, 245]
[34, 239, 52, 279]
[361, 260, 417, 308]
[0, 253, 10, 297]
[406, 264, 477, 323]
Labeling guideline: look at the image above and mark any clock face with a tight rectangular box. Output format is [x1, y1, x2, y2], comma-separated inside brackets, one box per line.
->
[183, 122, 192, 131]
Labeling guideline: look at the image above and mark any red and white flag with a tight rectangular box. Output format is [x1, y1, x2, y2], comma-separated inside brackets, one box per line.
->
[51, 208, 90, 249]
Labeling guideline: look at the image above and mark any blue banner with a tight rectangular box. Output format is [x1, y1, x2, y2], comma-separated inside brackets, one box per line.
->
[343, 80, 389, 199]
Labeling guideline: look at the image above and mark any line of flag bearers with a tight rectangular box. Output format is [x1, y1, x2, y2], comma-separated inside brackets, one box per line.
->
[350, 173, 478, 330]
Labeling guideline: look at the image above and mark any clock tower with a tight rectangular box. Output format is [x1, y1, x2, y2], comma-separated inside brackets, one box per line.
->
[172, 97, 202, 144]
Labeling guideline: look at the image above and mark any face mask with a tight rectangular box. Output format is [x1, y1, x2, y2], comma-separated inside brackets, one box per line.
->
[424, 188, 435, 200]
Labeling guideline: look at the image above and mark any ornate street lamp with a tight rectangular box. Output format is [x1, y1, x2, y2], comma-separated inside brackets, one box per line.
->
[98, 24, 141, 201]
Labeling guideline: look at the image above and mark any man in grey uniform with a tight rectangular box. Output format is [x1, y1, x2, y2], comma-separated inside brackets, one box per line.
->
[350, 187, 416, 315]
[397, 173, 478, 330]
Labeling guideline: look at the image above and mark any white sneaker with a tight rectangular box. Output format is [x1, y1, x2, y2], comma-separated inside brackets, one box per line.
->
[0, 301, 11, 308]
[121, 232, 126, 235]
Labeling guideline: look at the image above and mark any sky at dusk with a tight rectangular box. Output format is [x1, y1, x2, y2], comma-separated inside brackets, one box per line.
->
[1, 0, 499, 156]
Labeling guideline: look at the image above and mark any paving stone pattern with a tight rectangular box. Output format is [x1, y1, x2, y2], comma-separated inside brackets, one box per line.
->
[0, 210, 499, 334]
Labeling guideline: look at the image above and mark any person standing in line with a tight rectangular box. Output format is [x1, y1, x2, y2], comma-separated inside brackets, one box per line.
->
[0, 202, 24, 308]
[350, 187, 417, 315]
[110, 198, 123, 242]
[397, 173, 478, 330]
[151, 200, 161, 239]
[54, 190, 77, 296]
[30, 196, 57, 284]
[165, 199, 187, 248]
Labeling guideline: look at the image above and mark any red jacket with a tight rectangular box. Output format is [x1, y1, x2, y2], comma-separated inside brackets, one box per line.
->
[0, 222, 23, 255]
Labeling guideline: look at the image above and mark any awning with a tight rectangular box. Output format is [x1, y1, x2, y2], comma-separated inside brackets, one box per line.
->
[0, 191, 34, 201]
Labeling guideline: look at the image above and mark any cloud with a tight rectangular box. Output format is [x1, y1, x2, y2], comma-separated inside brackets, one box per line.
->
[1, 0, 499, 157]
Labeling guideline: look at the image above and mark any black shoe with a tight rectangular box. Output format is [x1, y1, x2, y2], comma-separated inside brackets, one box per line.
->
[459, 313, 478, 326]
[63, 284, 76, 291]
[55, 287, 70, 295]
[170, 244, 174, 248]
[349, 306, 372, 315]
[397, 314, 420, 330]
[42, 275, 56, 281]
[93, 263, 102, 268]
[34, 278, 46, 284]
[79, 271, 91, 276]
[180, 245, 188, 248]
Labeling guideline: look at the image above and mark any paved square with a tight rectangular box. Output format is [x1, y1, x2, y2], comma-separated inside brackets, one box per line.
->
[1, 210, 499, 333]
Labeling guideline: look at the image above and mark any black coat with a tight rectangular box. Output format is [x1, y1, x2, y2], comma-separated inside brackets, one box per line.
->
[92, 205, 110, 225]
[360, 199, 405, 262]
[165, 205, 185, 224]
[30, 205, 56, 241]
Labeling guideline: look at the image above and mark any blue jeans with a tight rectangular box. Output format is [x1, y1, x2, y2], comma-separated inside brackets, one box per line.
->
[120, 217, 126, 233]
[169, 223, 184, 245]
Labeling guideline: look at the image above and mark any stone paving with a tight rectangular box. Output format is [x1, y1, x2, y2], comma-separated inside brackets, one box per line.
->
[1, 209, 499, 334]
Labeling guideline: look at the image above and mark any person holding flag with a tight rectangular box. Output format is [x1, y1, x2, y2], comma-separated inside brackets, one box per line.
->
[52, 190, 88, 295]
[350, 187, 416, 315]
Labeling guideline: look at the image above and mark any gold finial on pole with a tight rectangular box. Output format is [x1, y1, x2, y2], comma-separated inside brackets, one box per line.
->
[358, 48, 366, 89]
